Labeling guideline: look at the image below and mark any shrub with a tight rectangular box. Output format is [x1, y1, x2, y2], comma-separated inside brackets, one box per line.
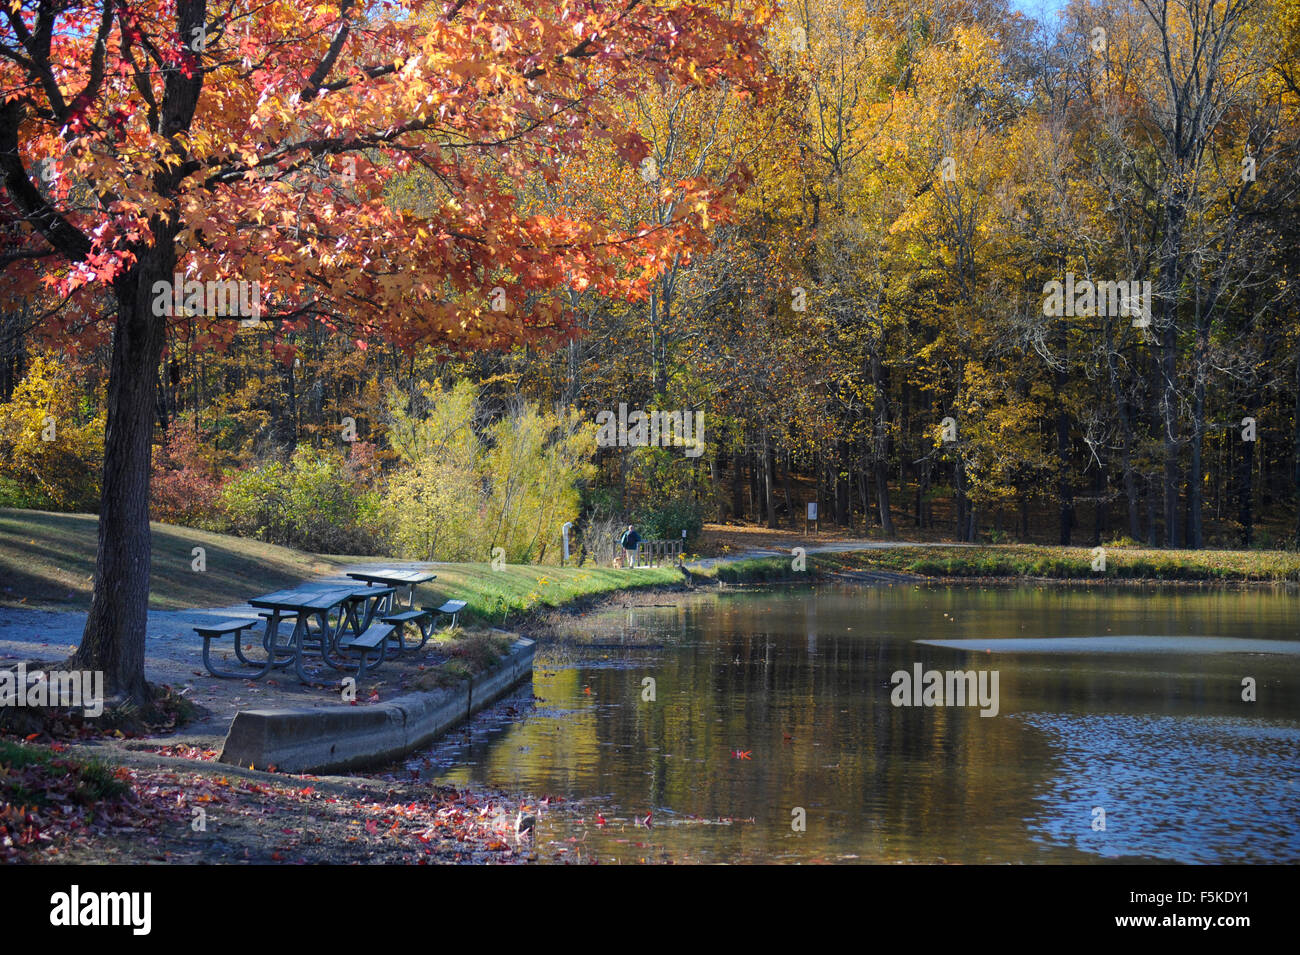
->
[0, 355, 104, 511]
[151, 424, 227, 527]
[221, 444, 382, 553]
[636, 496, 706, 546]
[383, 382, 596, 563]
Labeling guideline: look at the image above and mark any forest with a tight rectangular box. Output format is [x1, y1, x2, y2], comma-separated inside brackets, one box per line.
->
[3, 0, 1299, 570]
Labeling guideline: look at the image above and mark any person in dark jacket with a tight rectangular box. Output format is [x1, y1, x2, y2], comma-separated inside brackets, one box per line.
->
[619, 525, 642, 568]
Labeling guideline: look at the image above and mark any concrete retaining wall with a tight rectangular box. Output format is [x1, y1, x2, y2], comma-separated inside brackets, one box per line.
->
[218, 636, 535, 774]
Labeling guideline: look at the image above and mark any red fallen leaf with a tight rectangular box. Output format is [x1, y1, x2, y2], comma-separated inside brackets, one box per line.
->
[365, 820, 379, 834]
[24, 734, 39, 741]
[271, 851, 282, 861]
[595, 813, 606, 826]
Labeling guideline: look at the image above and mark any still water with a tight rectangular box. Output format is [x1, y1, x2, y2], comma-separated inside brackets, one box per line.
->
[416, 584, 1300, 863]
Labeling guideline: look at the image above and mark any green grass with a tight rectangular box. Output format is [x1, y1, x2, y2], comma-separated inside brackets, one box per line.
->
[402, 561, 683, 626]
[725, 544, 1300, 583]
[0, 507, 684, 615]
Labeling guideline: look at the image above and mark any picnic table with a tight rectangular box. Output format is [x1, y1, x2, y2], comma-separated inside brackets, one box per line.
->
[345, 569, 436, 614]
[247, 585, 395, 683]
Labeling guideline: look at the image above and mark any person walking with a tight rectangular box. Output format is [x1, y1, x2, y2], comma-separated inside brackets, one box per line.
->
[619, 524, 642, 568]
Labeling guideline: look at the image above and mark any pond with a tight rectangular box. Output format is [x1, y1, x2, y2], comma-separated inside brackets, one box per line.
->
[412, 583, 1300, 864]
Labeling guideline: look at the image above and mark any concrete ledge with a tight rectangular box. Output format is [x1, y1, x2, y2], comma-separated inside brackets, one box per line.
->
[218, 636, 535, 774]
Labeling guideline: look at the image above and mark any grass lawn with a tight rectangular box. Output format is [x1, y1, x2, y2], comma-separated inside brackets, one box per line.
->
[403, 561, 682, 627]
[708, 543, 1300, 583]
[1, 508, 341, 610]
[0, 508, 683, 617]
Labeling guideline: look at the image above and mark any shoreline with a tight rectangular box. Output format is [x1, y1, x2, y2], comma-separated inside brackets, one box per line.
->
[6, 541, 1298, 864]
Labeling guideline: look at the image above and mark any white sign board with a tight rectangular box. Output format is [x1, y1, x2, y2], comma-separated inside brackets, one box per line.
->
[806, 502, 817, 521]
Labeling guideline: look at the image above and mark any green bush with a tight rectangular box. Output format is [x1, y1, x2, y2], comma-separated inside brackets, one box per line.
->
[221, 445, 382, 554]
[636, 496, 706, 546]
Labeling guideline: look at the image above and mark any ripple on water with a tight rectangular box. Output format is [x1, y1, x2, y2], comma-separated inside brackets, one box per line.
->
[1017, 712, 1300, 863]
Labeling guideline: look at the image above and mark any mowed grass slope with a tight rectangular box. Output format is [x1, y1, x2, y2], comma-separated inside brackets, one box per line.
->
[400, 562, 683, 627]
[0, 508, 684, 615]
[0, 508, 342, 609]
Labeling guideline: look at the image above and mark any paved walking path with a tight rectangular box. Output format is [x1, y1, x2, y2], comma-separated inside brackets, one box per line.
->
[0, 560, 448, 732]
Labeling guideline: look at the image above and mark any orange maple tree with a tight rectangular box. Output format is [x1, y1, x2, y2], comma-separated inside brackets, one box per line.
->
[0, 0, 774, 700]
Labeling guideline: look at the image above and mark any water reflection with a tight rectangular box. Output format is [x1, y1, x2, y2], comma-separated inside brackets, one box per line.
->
[416, 584, 1300, 863]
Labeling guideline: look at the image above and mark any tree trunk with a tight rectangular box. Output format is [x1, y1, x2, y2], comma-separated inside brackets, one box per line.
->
[731, 447, 745, 519]
[1158, 204, 1186, 548]
[781, 449, 793, 519]
[833, 440, 848, 526]
[1189, 289, 1207, 548]
[1239, 392, 1258, 547]
[1104, 315, 1142, 540]
[72, 262, 170, 704]
[869, 350, 894, 537]
[955, 459, 968, 540]
[763, 432, 777, 529]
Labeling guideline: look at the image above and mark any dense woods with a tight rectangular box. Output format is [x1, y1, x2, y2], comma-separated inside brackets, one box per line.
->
[2, 1, 1298, 694]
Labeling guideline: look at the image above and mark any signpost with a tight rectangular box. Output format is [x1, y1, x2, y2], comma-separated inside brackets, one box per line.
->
[806, 501, 818, 536]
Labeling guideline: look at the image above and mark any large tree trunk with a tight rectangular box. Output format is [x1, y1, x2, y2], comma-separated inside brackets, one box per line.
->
[72, 260, 170, 703]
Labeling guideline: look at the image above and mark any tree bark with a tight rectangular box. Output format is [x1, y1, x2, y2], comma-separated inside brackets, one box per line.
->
[72, 259, 171, 703]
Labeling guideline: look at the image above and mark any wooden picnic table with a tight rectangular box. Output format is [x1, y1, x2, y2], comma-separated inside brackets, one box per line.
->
[345, 569, 436, 614]
[248, 585, 394, 683]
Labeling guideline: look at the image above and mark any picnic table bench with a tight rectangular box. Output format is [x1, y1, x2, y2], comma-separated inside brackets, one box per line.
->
[194, 619, 272, 679]
[348, 569, 440, 655]
[237, 584, 394, 683]
[192, 569, 462, 682]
